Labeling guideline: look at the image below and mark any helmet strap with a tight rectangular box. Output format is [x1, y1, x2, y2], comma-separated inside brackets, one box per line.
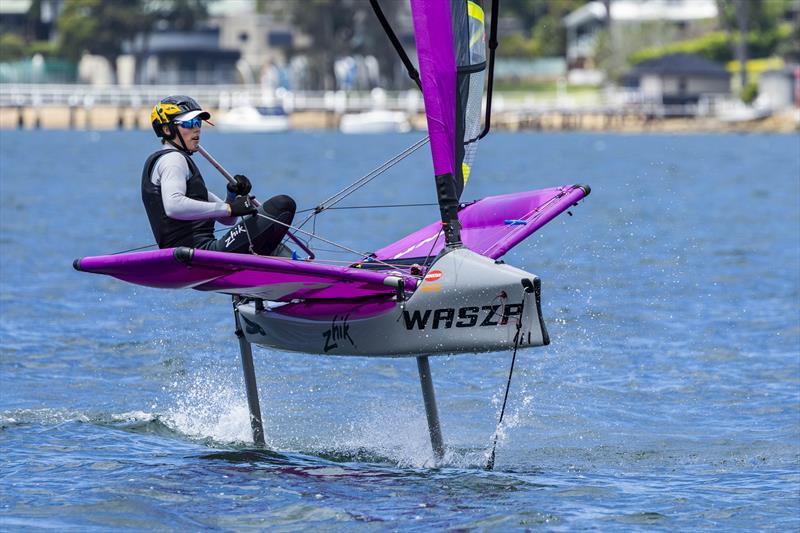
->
[166, 123, 192, 154]
[160, 123, 176, 140]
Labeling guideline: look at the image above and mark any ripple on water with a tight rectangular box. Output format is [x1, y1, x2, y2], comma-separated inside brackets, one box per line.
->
[1, 131, 799, 530]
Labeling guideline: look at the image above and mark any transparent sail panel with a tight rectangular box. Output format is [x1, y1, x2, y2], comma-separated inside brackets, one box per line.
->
[461, 0, 486, 186]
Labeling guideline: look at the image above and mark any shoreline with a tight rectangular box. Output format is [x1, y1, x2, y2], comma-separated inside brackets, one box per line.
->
[0, 106, 797, 134]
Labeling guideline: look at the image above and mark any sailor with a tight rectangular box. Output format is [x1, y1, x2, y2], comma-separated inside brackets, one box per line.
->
[142, 95, 296, 255]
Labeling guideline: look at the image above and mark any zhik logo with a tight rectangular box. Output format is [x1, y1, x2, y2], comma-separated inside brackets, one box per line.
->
[322, 314, 355, 352]
[225, 225, 247, 248]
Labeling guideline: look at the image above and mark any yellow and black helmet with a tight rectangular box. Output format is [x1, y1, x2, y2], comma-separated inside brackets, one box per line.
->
[151, 95, 211, 139]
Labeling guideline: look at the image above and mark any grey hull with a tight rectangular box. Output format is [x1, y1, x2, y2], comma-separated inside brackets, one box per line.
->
[238, 248, 549, 357]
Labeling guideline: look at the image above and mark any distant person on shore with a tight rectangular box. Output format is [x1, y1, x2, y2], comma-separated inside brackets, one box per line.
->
[142, 95, 295, 255]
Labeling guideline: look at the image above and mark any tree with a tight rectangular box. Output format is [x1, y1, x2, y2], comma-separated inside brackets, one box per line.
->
[57, 0, 151, 77]
[287, 0, 408, 90]
[57, 0, 213, 80]
[0, 33, 26, 62]
[498, 0, 585, 58]
[595, 21, 684, 81]
[501, 0, 548, 35]
[147, 0, 211, 32]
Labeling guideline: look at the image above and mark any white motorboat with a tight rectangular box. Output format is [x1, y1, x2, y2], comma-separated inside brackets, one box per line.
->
[216, 106, 290, 133]
[339, 109, 411, 134]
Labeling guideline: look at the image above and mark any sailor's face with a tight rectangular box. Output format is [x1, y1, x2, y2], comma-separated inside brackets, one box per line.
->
[177, 121, 201, 152]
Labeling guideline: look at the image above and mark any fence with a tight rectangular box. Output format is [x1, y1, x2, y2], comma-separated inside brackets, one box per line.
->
[0, 84, 427, 113]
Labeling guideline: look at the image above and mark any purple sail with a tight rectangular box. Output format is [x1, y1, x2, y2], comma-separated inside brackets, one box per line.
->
[411, 0, 487, 202]
[410, 0, 457, 181]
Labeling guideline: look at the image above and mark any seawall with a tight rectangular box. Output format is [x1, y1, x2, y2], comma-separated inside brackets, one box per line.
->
[0, 105, 797, 134]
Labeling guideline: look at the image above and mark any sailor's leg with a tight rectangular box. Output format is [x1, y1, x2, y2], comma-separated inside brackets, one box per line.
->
[416, 356, 444, 462]
[210, 195, 296, 255]
[233, 297, 266, 446]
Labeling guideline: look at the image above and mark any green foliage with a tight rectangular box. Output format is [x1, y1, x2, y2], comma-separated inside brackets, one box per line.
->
[740, 81, 758, 104]
[147, 0, 211, 32]
[629, 31, 731, 64]
[776, 19, 800, 60]
[0, 33, 26, 62]
[595, 21, 688, 81]
[494, 79, 599, 95]
[27, 40, 58, 58]
[531, 13, 566, 57]
[56, 0, 211, 68]
[748, 23, 794, 58]
[499, 33, 540, 57]
[497, 0, 584, 58]
[57, 0, 151, 63]
[716, 0, 789, 33]
[629, 24, 794, 65]
[287, 0, 406, 89]
[499, 0, 549, 35]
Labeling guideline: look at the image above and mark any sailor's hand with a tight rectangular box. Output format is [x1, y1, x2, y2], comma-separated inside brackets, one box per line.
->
[227, 174, 252, 196]
[227, 195, 258, 217]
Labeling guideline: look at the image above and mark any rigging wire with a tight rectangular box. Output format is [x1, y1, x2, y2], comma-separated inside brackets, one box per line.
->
[421, 228, 444, 268]
[368, 0, 423, 90]
[252, 211, 404, 272]
[112, 242, 157, 254]
[295, 135, 430, 231]
[108, 201, 438, 257]
[296, 202, 438, 214]
[485, 286, 530, 471]
[111, 137, 433, 258]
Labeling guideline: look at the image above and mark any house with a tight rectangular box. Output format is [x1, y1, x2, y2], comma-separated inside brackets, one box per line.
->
[0, 0, 63, 41]
[214, 10, 299, 87]
[124, 29, 240, 85]
[758, 66, 800, 110]
[623, 53, 730, 107]
[563, 0, 718, 71]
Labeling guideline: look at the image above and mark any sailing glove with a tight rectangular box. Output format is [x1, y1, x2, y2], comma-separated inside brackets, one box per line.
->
[227, 195, 258, 217]
[227, 174, 252, 196]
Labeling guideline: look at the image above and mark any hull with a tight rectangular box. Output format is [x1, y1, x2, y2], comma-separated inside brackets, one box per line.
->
[238, 248, 549, 356]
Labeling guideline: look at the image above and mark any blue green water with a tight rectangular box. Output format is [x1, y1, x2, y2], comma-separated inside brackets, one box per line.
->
[1, 129, 799, 530]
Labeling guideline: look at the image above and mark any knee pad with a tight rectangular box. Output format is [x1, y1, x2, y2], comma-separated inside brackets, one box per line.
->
[270, 195, 296, 216]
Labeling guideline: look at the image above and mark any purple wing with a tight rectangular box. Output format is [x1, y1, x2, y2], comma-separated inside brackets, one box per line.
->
[74, 248, 417, 301]
[373, 185, 590, 262]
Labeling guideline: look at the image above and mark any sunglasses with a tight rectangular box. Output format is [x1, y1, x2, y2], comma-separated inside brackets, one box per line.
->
[175, 117, 202, 129]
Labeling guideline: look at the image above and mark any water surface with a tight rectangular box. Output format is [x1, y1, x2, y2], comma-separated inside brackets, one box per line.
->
[1, 130, 798, 530]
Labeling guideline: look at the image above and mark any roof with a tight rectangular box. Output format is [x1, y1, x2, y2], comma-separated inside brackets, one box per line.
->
[563, 1, 606, 27]
[564, 0, 718, 28]
[627, 53, 730, 78]
[0, 0, 31, 15]
[760, 66, 800, 79]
